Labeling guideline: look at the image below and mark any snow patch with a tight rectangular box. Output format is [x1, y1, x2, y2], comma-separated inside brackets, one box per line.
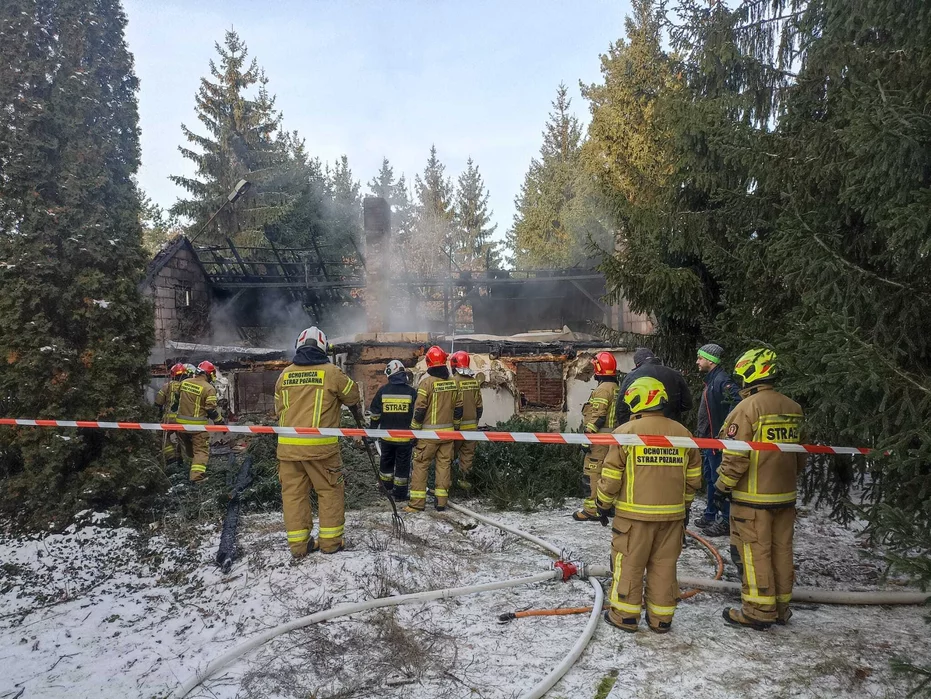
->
[93, 299, 111, 308]
[0, 501, 927, 699]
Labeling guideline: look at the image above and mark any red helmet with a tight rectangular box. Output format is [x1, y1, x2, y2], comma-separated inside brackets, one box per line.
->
[449, 350, 470, 371]
[169, 363, 186, 378]
[592, 351, 618, 376]
[197, 360, 217, 380]
[425, 346, 448, 368]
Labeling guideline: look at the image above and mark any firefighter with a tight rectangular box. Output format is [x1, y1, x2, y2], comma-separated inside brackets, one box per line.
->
[573, 352, 621, 522]
[276, 326, 361, 558]
[596, 376, 702, 633]
[176, 360, 224, 482]
[369, 359, 417, 501]
[449, 350, 482, 491]
[155, 362, 186, 467]
[405, 346, 462, 513]
[714, 348, 806, 630]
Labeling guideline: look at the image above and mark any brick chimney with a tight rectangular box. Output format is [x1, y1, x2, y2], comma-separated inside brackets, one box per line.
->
[363, 196, 391, 332]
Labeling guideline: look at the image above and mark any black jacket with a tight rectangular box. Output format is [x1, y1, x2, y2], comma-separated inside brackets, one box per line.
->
[615, 358, 693, 425]
[369, 373, 418, 433]
[696, 365, 742, 438]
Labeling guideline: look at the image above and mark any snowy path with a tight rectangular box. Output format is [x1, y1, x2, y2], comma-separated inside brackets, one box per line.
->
[0, 502, 927, 699]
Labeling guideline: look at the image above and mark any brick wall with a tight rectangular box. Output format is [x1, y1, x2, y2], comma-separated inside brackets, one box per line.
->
[147, 246, 212, 344]
[515, 361, 565, 410]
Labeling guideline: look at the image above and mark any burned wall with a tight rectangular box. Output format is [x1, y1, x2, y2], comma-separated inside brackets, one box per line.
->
[144, 243, 212, 354]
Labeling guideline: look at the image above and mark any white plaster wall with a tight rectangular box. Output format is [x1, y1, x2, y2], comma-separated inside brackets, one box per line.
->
[479, 386, 517, 427]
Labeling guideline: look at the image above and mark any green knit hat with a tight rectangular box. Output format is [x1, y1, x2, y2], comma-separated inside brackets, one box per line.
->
[697, 343, 724, 364]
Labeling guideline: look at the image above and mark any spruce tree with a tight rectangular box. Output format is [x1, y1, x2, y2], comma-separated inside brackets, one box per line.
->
[367, 157, 415, 242]
[768, 0, 931, 536]
[0, 0, 160, 527]
[507, 83, 583, 269]
[170, 30, 292, 246]
[326, 155, 362, 258]
[453, 158, 500, 270]
[409, 145, 454, 275]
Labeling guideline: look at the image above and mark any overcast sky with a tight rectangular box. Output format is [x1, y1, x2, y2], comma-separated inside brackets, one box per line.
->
[124, 0, 631, 240]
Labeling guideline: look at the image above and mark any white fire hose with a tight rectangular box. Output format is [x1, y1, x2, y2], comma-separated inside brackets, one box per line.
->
[173, 501, 930, 698]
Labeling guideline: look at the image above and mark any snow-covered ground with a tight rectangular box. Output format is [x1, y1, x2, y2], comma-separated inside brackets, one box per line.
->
[0, 500, 928, 699]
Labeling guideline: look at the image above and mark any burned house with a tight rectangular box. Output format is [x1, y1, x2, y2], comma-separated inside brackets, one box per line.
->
[141, 197, 652, 422]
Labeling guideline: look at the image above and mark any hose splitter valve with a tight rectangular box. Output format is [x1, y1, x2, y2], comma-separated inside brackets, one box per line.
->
[553, 559, 584, 582]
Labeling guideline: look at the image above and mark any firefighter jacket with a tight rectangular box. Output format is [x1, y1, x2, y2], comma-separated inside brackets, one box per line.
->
[370, 373, 417, 443]
[412, 367, 462, 431]
[715, 384, 805, 509]
[582, 378, 620, 433]
[176, 375, 221, 425]
[275, 352, 361, 460]
[596, 412, 702, 521]
[696, 365, 742, 438]
[155, 379, 182, 423]
[453, 373, 483, 430]
[615, 359, 693, 426]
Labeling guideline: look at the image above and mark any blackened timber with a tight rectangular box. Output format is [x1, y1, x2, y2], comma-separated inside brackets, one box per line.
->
[210, 274, 603, 290]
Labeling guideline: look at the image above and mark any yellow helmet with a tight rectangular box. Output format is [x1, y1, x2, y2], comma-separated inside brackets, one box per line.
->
[734, 348, 777, 385]
[623, 377, 668, 414]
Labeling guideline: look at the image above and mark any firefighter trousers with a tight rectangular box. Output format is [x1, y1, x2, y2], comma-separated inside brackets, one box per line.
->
[729, 503, 795, 624]
[178, 432, 210, 478]
[409, 439, 454, 510]
[582, 444, 610, 515]
[378, 439, 413, 500]
[607, 516, 683, 630]
[454, 438, 477, 475]
[279, 448, 345, 555]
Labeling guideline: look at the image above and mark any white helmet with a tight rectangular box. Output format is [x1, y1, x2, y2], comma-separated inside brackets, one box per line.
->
[385, 359, 405, 377]
[296, 326, 328, 352]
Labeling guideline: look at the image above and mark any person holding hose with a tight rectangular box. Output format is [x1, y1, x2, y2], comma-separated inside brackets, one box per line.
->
[275, 326, 361, 558]
[405, 346, 462, 513]
[175, 360, 224, 482]
[596, 377, 702, 633]
[573, 352, 621, 522]
[714, 348, 806, 629]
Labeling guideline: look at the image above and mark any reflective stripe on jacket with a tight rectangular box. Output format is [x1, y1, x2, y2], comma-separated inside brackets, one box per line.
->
[275, 362, 361, 458]
[582, 380, 620, 433]
[155, 380, 182, 423]
[176, 376, 218, 425]
[411, 374, 461, 431]
[596, 413, 703, 521]
[453, 374, 483, 430]
[715, 384, 805, 508]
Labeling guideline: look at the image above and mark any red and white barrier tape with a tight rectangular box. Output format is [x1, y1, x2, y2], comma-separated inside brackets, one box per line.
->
[0, 418, 873, 456]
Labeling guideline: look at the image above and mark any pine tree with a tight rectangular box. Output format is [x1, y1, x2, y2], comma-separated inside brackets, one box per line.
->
[367, 157, 415, 242]
[368, 158, 396, 200]
[140, 196, 183, 255]
[408, 145, 454, 275]
[0, 0, 160, 527]
[453, 158, 500, 270]
[507, 84, 584, 269]
[326, 155, 362, 259]
[170, 30, 292, 246]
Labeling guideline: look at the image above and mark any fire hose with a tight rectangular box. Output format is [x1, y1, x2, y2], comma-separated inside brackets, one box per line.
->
[496, 528, 725, 623]
[171, 496, 929, 698]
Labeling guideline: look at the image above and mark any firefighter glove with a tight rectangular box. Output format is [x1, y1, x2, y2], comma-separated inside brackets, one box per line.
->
[581, 444, 592, 454]
[713, 487, 730, 509]
[684, 508, 691, 529]
[596, 503, 614, 527]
